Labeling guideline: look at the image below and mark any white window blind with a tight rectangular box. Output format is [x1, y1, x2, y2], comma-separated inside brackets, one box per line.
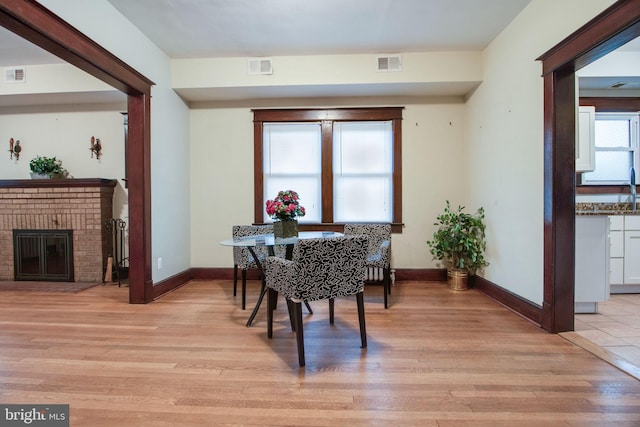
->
[333, 121, 393, 222]
[262, 123, 321, 223]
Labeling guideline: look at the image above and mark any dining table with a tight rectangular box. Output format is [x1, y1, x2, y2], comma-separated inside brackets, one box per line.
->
[219, 231, 344, 326]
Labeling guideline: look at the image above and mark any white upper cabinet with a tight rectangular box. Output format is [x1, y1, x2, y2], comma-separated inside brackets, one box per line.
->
[576, 105, 596, 172]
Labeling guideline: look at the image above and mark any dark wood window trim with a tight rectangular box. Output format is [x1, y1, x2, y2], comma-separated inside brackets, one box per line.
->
[580, 97, 640, 112]
[253, 107, 403, 233]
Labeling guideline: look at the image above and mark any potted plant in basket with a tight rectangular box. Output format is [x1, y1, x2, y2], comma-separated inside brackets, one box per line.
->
[29, 155, 70, 179]
[265, 190, 306, 238]
[426, 200, 488, 291]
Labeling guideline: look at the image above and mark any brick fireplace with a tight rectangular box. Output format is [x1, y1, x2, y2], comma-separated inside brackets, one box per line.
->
[0, 179, 116, 282]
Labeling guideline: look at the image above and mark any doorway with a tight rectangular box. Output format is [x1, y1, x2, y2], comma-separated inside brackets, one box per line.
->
[539, 0, 640, 332]
[0, 1, 153, 303]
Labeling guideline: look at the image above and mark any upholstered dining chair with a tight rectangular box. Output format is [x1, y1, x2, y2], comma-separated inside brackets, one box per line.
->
[232, 224, 274, 310]
[343, 223, 392, 308]
[263, 235, 369, 367]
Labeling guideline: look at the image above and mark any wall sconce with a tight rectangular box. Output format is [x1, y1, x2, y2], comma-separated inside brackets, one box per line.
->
[8, 138, 21, 160]
[89, 136, 102, 160]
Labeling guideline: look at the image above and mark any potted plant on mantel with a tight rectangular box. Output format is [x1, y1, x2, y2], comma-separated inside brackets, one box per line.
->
[29, 155, 70, 179]
[426, 200, 489, 291]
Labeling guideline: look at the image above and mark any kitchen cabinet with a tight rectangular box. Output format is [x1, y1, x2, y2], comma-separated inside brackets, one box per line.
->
[610, 215, 624, 285]
[624, 216, 640, 285]
[575, 215, 610, 313]
[576, 105, 595, 172]
[609, 215, 640, 293]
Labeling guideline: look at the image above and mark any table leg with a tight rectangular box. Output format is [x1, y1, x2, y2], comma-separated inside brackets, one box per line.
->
[245, 246, 269, 327]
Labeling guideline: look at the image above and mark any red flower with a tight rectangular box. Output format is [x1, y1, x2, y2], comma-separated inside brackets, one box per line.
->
[265, 190, 306, 221]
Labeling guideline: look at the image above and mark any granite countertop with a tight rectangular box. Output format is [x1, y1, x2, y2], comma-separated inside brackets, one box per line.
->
[576, 202, 640, 216]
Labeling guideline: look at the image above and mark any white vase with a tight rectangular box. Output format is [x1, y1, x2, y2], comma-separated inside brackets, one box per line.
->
[29, 173, 50, 179]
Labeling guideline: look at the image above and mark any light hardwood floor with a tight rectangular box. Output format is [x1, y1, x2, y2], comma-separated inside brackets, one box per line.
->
[567, 294, 640, 381]
[1, 280, 640, 426]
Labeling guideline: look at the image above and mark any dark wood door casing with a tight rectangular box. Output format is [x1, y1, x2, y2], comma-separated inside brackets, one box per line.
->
[538, 0, 640, 332]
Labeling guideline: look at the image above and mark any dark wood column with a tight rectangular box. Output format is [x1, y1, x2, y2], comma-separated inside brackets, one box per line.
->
[542, 68, 576, 332]
[127, 94, 153, 303]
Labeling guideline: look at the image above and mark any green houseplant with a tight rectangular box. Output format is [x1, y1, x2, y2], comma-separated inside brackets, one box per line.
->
[426, 201, 488, 290]
[29, 156, 70, 179]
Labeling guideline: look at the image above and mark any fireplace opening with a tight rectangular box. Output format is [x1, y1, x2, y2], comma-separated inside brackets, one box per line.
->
[13, 230, 74, 282]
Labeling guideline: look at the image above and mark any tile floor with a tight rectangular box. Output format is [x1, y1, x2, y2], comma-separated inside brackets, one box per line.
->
[574, 293, 640, 370]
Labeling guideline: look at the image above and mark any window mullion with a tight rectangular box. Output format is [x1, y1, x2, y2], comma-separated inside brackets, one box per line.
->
[321, 120, 333, 223]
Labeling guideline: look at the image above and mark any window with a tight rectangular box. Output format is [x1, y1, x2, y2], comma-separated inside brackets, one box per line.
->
[582, 112, 640, 185]
[253, 108, 403, 228]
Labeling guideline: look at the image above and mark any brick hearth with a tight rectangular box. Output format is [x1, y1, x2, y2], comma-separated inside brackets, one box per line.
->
[0, 179, 116, 282]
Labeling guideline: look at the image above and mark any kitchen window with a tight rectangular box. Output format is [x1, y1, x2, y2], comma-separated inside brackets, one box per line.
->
[581, 112, 640, 185]
[253, 107, 403, 227]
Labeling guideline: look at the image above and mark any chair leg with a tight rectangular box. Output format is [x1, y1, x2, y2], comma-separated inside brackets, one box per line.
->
[233, 265, 238, 296]
[304, 301, 313, 315]
[241, 269, 247, 310]
[286, 299, 295, 331]
[383, 268, 390, 309]
[329, 298, 335, 324]
[293, 301, 305, 367]
[267, 288, 276, 339]
[356, 292, 367, 348]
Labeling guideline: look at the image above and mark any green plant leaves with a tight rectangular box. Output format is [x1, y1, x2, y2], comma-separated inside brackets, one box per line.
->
[426, 200, 488, 273]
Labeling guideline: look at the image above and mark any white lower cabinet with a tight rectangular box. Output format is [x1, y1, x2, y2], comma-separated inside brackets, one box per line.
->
[610, 215, 640, 292]
[624, 230, 640, 284]
[610, 216, 624, 286]
[575, 216, 610, 313]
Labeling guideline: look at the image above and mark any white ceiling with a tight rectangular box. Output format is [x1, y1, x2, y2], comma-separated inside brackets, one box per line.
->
[0, 0, 637, 105]
[106, 0, 532, 58]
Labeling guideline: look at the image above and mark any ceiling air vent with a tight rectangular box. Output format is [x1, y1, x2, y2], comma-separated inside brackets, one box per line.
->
[248, 58, 273, 75]
[377, 55, 402, 72]
[4, 67, 25, 83]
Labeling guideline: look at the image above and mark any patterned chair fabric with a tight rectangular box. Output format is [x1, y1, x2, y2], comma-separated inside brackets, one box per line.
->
[232, 224, 274, 310]
[263, 235, 369, 367]
[343, 223, 392, 308]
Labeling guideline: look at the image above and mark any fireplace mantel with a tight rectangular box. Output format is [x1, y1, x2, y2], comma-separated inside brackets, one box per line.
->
[0, 178, 117, 189]
[0, 178, 117, 282]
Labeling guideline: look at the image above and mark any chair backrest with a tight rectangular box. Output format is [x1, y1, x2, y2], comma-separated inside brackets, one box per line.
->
[232, 224, 273, 268]
[343, 223, 391, 266]
[290, 235, 368, 302]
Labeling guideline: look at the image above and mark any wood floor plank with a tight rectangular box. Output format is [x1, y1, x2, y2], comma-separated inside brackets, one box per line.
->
[1, 280, 640, 425]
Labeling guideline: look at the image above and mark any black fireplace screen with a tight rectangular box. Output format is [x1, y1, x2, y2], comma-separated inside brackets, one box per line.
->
[13, 230, 74, 281]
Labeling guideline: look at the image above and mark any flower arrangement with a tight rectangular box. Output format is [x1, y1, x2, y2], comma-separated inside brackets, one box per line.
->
[265, 190, 306, 222]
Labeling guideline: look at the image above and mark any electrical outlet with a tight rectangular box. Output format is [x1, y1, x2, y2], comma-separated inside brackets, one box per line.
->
[157, 257, 163, 270]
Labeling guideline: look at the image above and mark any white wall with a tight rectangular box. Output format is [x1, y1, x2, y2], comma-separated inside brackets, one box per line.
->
[0, 107, 128, 218]
[465, 0, 616, 304]
[38, 0, 192, 283]
[190, 100, 467, 269]
[172, 51, 483, 92]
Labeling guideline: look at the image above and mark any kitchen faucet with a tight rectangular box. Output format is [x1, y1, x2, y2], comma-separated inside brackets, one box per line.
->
[631, 167, 637, 211]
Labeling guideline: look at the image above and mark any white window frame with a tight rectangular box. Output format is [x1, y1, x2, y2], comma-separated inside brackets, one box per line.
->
[581, 112, 640, 185]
